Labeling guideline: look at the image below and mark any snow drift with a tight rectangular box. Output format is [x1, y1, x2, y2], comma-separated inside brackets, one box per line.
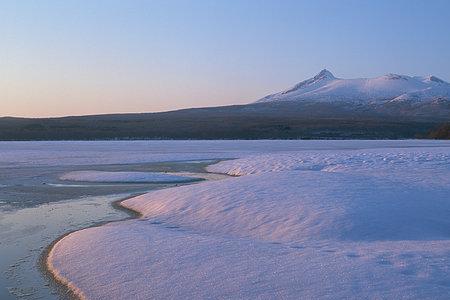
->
[47, 142, 450, 299]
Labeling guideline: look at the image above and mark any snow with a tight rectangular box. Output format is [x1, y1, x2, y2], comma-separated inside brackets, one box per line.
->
[257, 69, 450, 103]
[46, 141, 450, 299]
[60, 171, 198, 183]
[207, 147, 450, 188]
[0, 140, 446, 167]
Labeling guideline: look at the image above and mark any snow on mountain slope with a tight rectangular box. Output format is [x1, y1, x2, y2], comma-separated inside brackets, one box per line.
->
[257, 69, 450, 104]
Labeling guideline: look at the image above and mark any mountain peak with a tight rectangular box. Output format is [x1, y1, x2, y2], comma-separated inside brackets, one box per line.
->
[278, 69, 336, 95]
[315, 69, 335, 80]
[427, 75, 446, 84]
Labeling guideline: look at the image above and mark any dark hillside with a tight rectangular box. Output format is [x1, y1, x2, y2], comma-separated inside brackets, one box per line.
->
[0, 102, 447, 140]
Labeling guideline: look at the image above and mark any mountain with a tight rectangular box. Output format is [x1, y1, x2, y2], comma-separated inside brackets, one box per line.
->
[0, 69, 448, 140]
[257, 69, 450, 104]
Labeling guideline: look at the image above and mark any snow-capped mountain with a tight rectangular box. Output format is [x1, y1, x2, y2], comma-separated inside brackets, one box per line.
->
[257, 69, 450, 104]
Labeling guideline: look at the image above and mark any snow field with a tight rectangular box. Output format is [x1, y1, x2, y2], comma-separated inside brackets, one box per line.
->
[47, 142, 450, 299]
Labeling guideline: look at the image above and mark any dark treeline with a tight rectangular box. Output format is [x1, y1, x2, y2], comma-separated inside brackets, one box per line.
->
[0, 102, 448, 140]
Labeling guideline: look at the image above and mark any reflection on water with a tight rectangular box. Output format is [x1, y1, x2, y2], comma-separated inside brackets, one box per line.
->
[0, 194, 132, 299]
[46, 183, 133, 187]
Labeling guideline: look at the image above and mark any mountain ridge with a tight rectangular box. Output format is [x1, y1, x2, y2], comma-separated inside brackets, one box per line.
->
[257, 69, 450, 104]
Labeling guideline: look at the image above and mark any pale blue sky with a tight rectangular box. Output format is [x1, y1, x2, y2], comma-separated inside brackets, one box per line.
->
[1, 0, 450, 117]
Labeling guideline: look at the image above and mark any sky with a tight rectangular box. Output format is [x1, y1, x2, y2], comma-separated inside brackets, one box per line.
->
[1, 0, 450, 117]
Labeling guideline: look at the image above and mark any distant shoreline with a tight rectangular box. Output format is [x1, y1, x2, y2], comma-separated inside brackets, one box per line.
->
[1, 102, 448, 140]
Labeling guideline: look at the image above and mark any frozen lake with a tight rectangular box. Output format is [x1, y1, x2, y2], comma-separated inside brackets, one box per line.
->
[0, 143, 222, 299]
[0, 140, 449, 299]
